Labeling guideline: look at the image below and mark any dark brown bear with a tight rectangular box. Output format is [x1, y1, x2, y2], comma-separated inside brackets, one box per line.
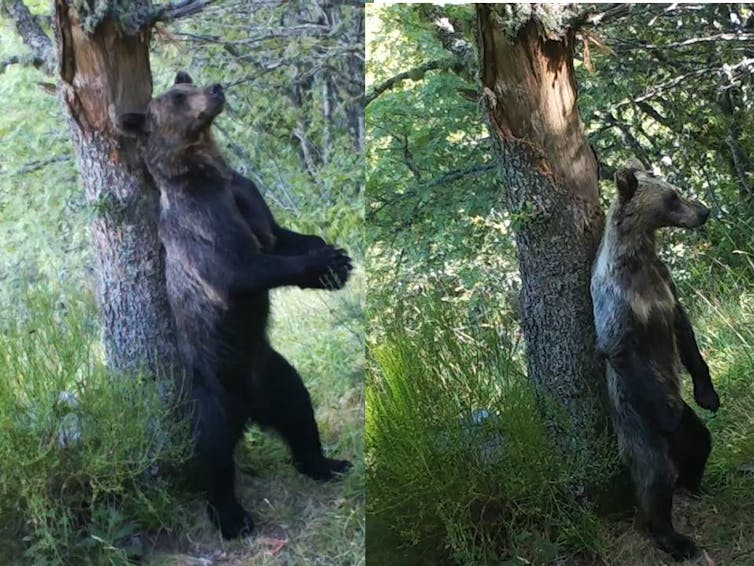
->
[119, 72, 352, 539]
[591, 160, 719, 561]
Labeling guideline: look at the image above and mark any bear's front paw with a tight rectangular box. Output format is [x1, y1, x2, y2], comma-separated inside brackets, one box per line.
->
[208, 501, 254, 540]
[694, 383, 720, 412]
[320, 248, 352, 290]
[297, 457, 352, 481]
[301, 246, 353, 290]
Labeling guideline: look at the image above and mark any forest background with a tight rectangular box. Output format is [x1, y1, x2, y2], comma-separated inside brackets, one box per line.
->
[366, 4, 754, 565]
[0, 0, 364, 564]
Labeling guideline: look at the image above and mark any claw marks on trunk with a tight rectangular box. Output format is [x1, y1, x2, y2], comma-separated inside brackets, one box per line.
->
[478, 9, 599, 204]
[54, 0, 153, 136]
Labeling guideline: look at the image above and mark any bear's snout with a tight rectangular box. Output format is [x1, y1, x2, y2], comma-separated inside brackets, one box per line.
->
[210, 84, 225, 99]
[699, 206, 710, 223]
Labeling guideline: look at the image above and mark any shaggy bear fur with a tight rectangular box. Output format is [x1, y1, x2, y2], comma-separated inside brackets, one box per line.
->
[591, 161, 719, 561]
[119, 72, 352, 539]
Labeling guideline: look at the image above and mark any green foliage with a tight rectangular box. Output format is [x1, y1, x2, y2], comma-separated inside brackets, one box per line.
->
[367, 295, 607, 564]
[367, 5, 510, 324]
[366, 4, 754, 563]
[0, 20, 86, 306]
[0, 293, 191, 565]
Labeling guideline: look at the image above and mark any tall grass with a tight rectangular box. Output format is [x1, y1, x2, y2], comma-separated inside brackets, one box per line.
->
[366, 296, 608, 564]
[0, 293, 191, 565]
[366, 246, 754, 564]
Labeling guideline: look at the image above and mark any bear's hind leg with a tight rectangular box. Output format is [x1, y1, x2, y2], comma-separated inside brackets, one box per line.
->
[642, 475, 699, 561]
[668, 402, 711, 495]
[195, 386, 253, 539]
[620, 413, 699, 561]
[252, 348, 351, 480]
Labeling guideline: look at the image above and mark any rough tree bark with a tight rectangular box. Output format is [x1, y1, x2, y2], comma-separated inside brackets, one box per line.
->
[476, 5, 609, 471]
[5, 1, 215, 382]
[46, 1, 183, 380]
[50, 1, 183, 379]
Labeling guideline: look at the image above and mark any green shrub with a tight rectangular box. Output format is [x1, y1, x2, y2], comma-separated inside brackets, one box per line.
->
[366, 295, 608, 564]
[0, 293, 191, 565]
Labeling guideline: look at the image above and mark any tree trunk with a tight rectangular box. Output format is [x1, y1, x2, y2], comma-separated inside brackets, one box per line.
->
[476, 6, 608, 472]
[53, 1, 181, 380]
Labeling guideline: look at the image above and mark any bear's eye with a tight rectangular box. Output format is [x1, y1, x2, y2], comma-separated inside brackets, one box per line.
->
[665, 192, 680, 207]
[171, 92, 186, 105]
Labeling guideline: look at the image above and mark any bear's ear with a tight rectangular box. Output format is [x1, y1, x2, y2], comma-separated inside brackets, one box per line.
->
[624, 158, 646, 171]
[615, 167, 638, 201]
[117, 112, 149, 137]
[175, 71, 194, 85]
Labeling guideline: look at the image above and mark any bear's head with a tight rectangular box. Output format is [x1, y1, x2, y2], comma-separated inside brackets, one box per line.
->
[613, 160, 710, 232]
[118, 72, 224, 147]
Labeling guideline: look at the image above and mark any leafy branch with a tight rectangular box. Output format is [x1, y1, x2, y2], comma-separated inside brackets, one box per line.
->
[366, 59, 457, 106]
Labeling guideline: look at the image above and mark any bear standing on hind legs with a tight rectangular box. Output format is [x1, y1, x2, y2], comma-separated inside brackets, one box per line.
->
[591, 161, 720, 561]
[118, 72, 353, 539]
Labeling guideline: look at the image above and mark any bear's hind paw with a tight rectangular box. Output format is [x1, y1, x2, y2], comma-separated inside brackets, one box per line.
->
[297, 457, 352, 481]
[209, 501, 255, 540]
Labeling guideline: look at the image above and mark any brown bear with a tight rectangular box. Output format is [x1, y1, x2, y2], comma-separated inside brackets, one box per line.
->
[591, 160, 720, 560]
[119, 72, 352, 539]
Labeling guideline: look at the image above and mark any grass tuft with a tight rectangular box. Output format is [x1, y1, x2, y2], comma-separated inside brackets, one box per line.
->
[367, 295, 610, 564]
[0, 293, 191, 565]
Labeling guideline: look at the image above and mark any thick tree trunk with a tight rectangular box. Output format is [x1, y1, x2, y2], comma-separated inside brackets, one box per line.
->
[53, 1, 181, 379]
[476, 6, 608, 469]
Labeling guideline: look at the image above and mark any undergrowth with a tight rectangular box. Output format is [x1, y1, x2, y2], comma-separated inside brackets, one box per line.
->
[0, 293, 191, 565]
[366, 296, 613, 565]
[367, 273, 754, 564]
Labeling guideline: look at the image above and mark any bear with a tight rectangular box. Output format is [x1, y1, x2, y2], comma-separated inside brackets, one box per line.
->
[590, 160, 720, 561]
[118, 72, 353, 539]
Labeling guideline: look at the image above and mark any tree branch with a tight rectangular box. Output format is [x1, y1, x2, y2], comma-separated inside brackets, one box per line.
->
[567, 3, 634, 30]
[639, 32, 754, 50]
[635, 101, 674, 130]
[614, 58, 754, 109]
[601, 111, 652, 165]
[152, 0, 218, 24]
[418, 4, 476, 80]
[366, 59, 456, 106]
[3, 155, 71, 176]
[368, 163, 495, 219]
[2, 0, 53, 73]
[0, 54, 19, 73]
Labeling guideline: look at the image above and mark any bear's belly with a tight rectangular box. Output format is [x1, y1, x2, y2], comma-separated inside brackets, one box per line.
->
[166, 262, 271, 383]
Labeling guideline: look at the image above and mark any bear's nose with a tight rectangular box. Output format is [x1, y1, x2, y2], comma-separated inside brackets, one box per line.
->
[211, 84, 224, 96]
[699, 207, 710, 222]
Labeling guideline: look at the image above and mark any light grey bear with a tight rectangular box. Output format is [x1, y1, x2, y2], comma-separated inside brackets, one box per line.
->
[591, 161, 720, 561]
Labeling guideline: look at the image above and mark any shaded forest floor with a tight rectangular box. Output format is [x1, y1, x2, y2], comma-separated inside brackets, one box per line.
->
[602, 485, 754, 565]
